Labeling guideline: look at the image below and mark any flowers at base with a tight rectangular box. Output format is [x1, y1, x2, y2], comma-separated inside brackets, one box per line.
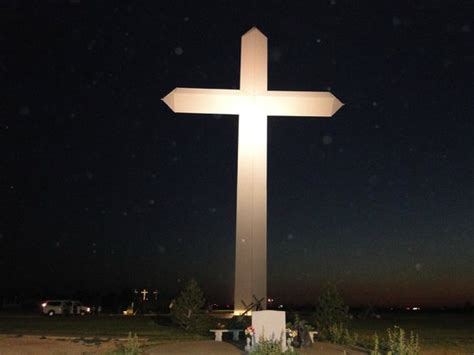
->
[286, 328, 298, 339]
[244, 326, 255, 338]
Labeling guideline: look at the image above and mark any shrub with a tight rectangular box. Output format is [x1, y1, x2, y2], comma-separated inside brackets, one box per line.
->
[371, 326, 420, 355]
[250, 337, 295, 354]
[370, 333, 380, 355]
[286, 313, 314, 347]
[387, 325, 419, 355]
[170, 279, 209, 331]
[109, 332, 141, 355]
[327, 323, 357, 346]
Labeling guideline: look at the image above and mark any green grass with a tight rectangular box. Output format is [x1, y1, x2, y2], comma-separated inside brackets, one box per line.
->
[0, 315, 208, 343]
[350, 312, 474, 354]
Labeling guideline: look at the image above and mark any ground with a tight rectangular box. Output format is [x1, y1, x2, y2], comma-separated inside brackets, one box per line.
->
[0, 336, 470, 354]
[0, 312, 472, 354]
[0, 336, 369, 354]
[0, 335, 117, 354]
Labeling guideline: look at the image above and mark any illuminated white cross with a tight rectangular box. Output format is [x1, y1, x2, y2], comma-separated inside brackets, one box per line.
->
[163, 27, 343, 314]
[140, 289, 148, 301]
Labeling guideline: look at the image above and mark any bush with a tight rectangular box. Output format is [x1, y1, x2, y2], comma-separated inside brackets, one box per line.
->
[371, 326, 420, 355]
[327, 323, 357, 346]
[387, 325, 419, 355]
[250, 337, 295, 354]
[286, 314, 314, 347]
[109, 332, 141, 355]
[170, 279, 209, 332]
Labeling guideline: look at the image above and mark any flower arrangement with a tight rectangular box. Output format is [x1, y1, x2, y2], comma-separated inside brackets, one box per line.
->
[244, 326, 255, 338]
[286, 328, 298, 339]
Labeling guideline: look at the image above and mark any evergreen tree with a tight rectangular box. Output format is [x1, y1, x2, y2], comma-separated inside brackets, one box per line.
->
[313, 284, 350, 340]
[171, 279, 207, 331]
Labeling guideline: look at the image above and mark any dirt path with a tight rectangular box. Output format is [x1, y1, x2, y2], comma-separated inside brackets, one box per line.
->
[143, 340, 369, 354]
[0, 335, 118, 354]
[0, 336, 369, 354]
[2, 337, 465, 354]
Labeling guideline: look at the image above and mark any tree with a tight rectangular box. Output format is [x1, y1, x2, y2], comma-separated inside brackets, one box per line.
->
[313, 284, 350, 340]
[171, 279, 207, 331]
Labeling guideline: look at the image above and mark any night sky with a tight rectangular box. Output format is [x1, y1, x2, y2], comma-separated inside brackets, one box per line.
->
[2, 0, 473, 307]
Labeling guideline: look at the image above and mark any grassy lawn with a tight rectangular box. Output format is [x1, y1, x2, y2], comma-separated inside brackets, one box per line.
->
[0, 315, 208, 343]
[350, 312, 474, 354]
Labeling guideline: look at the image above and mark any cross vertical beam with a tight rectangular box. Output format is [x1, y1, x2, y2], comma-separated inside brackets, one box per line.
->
[234, 28, 268, 313]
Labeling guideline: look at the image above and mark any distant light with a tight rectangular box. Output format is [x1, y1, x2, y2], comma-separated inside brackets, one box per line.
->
[41, 303, 47, 308]
[278, 304, 284, 309]
[412, 307, 421, 311]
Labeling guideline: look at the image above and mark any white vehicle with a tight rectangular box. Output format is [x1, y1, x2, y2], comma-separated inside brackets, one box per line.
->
[41, 300, 91, 316]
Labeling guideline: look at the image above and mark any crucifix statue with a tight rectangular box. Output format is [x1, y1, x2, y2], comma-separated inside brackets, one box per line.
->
[140, 289, 148, 301]
[163, 27, 343, 314]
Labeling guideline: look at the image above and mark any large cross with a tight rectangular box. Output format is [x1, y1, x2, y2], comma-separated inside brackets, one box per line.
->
[163, 27, 343, 314]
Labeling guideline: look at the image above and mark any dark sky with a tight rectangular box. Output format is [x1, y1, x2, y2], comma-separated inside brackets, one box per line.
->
[2, 0, 473, 307]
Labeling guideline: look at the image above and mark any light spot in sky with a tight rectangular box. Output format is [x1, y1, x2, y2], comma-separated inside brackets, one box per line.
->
[149, 199, 155, 205]
[368, 175, 378, 185]
[270, 48, 282, 63]
[322, 135, 333, 145]
[19, 106, 30, 116]
[174, 47, 184, 56]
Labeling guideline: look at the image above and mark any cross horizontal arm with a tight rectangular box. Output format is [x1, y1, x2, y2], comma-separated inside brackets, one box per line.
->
[162, 88, 242, 115]
[261, 90, 343, 117]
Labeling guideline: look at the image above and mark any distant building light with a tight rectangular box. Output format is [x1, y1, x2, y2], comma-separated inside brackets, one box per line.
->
[412, 307, 421, 311]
